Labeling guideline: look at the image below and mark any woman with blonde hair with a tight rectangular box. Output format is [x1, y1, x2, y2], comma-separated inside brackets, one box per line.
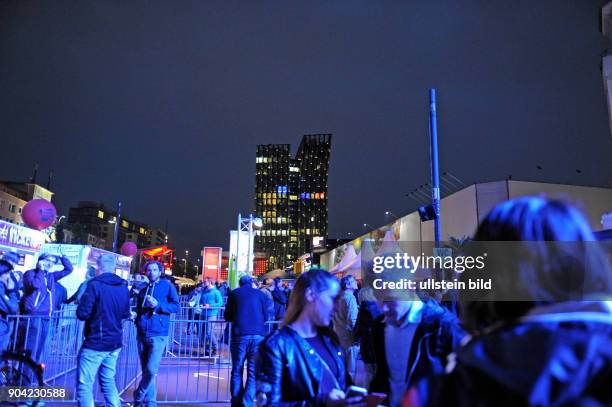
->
[256, 269, 365, 406]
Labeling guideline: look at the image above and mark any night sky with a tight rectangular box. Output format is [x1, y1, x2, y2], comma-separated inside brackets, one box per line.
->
[2, 1, 611, 257]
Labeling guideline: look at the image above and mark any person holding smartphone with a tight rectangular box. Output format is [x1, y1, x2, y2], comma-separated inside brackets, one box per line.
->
[133, 260, 180, 407]
[255, 269, 366, 406]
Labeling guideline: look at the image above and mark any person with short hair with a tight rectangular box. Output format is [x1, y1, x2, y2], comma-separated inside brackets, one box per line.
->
[225, 275, 269, 406]
[272, 277, 288, 320]
[333, 275, 360, 382]
[133, 260, 180, 407]
[198, 277, 223, 356]
[260, 278, 275, 320]
[368, 267, 464, 407]
[76, 253, 131, 407]
[187, 283, 203, 334]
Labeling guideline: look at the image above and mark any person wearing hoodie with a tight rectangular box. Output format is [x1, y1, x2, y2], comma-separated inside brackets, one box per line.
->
[20, 252, 73, 363]
[406, 197, 612, 407]
[76, 253, 131, 407]
[198, 277, 223, 356]
[133, 260, 180, 407]
[0, 260, 19, 351]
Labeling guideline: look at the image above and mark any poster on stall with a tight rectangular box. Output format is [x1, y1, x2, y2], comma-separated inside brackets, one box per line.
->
[40, 244, 132, 298]
[202, 247, 222, 281]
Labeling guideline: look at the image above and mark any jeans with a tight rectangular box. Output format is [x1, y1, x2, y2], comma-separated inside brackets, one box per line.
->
[199, 316, 219, 354]
[134, 336, 167, 407]
[230, 335, 263, 407]
[77, 347, 121, 407]
[345, 345, 359, 382]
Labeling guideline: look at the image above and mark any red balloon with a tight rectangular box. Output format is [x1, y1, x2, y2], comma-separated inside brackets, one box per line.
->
[21, 199, 57, 230]
[121, 241, 138, 257]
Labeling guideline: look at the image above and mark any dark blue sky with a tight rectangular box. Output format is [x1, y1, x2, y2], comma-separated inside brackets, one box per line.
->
[2, 1, 611, 257]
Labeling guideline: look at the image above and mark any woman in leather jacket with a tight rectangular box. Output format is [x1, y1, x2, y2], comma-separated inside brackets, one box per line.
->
[256, 269, 366, 407]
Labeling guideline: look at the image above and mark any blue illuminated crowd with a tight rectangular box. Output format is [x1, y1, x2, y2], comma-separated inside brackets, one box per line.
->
[248, 197, 612, 407]
[1, 196, 611, 407]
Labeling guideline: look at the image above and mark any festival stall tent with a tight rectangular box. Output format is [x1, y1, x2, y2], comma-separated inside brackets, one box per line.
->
[329, 244, 357, 274]
[39, 243, 132, 298]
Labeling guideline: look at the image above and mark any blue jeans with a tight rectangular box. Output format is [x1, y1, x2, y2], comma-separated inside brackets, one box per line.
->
[134, 336, 167, 407]
[230, 335, 263, 407]
[199, 316, 219, 354]
[77, 347, 121, 407]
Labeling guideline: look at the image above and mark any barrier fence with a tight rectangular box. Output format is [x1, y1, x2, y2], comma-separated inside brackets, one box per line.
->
[1, 302, 280, 404]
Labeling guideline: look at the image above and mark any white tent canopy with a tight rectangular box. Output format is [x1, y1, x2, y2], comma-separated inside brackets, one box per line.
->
[329, 244, 357, 274]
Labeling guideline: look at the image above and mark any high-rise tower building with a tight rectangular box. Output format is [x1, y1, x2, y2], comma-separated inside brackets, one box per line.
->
[254, 134, 331, 271]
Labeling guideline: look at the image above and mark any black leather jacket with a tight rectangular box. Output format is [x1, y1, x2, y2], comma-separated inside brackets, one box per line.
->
[370, 300, 464, 405]
[256, 326, 348, 406]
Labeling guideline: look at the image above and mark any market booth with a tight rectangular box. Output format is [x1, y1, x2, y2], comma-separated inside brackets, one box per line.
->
[39, 243, 132, 298]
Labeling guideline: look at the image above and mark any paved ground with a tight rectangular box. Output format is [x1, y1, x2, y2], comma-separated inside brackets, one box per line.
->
[45, 356, 366, 406]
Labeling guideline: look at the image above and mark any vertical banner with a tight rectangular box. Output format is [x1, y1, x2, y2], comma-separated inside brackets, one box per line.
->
[228, 255, 237, 290]
[229, 230, 253, 274]
[202, 247, 222, 281]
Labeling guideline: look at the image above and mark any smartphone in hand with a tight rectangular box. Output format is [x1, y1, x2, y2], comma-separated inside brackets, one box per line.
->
[346, 385, 367, 399]
[346, 386, 386, 407]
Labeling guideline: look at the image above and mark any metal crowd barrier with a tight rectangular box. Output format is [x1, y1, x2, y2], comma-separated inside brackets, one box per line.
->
[2, 304, 281, 404]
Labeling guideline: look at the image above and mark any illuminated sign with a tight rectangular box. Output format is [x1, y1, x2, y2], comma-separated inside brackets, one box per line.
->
[312, 236, 326, 253]
[202, 247, 222, 281]
[0, 220, 46, 252]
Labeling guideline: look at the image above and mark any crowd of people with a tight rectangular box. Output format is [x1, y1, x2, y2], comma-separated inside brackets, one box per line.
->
[0, 196, 610, 407]
[0, 250, 75, 364]
[248, 197, 612, 407]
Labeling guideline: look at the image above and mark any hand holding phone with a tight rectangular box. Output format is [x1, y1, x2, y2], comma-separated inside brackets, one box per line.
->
[345, 386, 367, 398]
[345, 386, 386, 407]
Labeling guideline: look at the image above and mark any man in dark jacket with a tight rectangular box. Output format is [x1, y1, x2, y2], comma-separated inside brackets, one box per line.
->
[133, 260, 180, 407]
[76, 253, 131, 407]
[224, 275, 269, 407]
[0, 260, 19, 351]
[271, 277, 287, 320]
[20, 253, 73, 363]
[369, 297, 464, 407]
[260, 278, 275, 320]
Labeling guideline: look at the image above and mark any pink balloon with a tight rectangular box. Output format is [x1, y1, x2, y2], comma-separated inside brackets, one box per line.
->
[121, 241, 138, 257]
[21, 199, 57, 230]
